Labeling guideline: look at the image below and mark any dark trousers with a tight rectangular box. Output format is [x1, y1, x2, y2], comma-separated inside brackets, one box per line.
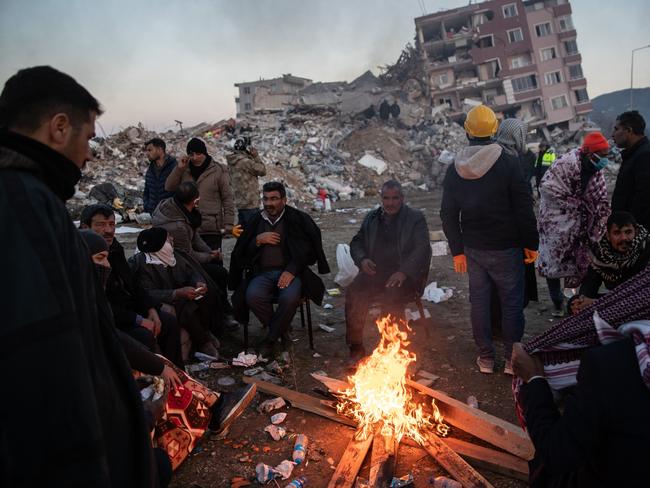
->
[546, 278, 564, 309]
[124, 310, 183, 368]
[202, 261, 233, 316]
[238, 208, 259, 229]
[466, 247, 525, 361]
[345, 271, 415, 347]
[245, 270, 302, 342]
[201, 233, 222, 251]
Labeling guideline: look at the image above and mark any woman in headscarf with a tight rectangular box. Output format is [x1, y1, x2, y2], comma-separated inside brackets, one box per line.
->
[536, 132, 611, 315]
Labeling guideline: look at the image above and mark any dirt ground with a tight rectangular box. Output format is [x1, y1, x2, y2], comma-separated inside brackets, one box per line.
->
[165, 190, 557, 488]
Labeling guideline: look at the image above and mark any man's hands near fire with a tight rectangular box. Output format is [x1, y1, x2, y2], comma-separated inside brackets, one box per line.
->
[512, 343, 544, 383]
[278, 271, 295, 289]
[161, 365, 183, 390]
[360, 258, 377, 276]
[385, 271, 407, 288]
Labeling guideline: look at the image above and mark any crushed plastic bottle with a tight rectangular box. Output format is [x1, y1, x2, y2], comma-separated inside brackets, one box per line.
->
[292, 434, 308, 464]
[466, 395, 479, 409]
[284, 476, 307, 488]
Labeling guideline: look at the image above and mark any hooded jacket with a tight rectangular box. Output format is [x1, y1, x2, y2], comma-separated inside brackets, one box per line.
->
[0, 129, 156, 488]
[165, 157, 235, 234]
[152, 196, 213, 264]
[440, 143, 538, 256]
[226, 150, 266, 210]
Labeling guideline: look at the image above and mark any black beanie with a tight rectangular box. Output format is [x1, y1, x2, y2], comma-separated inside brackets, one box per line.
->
[137, 227, 168, 253]
[79, 229, 108, 255]
[186, 137, 207, 155]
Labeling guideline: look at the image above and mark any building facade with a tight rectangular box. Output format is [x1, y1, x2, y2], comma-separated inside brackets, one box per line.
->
[415, 0, 590, 128]
[234, 74, 312, 116]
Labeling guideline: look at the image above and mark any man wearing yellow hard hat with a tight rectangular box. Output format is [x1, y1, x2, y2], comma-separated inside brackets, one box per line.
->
[440, 105, 538, 375]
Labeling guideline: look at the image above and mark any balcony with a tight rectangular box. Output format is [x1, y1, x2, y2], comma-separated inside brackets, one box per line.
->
[553, 3, 572, 16]
[514, 88, 542, 102]
[558, 29, 577, 40]
[568, 78, 587, 89]
[575, 101, 593, 114]
[564, 53, 582, 64]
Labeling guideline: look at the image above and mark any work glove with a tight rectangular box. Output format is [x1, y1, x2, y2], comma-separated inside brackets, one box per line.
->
[523, 248, 538, 264]
[453, 254, 467, 273]
[232, 224, 243, 238]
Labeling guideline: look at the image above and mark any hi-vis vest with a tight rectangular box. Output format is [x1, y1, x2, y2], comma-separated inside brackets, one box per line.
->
[541, 151, 556, 166]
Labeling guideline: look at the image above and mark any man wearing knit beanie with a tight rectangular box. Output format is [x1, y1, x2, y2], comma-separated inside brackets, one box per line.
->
[165, 136, 235, 252]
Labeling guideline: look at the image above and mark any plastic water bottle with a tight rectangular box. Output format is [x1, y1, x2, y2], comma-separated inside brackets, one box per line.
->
[284, 476, 307, 488]
[292, 434, 308, 464]
[432, 476, 462, 488]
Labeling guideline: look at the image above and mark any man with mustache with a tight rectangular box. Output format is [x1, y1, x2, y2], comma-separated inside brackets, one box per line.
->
[571, 211, 650, 313]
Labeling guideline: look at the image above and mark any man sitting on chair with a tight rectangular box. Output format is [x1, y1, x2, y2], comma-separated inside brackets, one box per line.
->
[345, 180, 431, 360]
[229, 182, 330, 358]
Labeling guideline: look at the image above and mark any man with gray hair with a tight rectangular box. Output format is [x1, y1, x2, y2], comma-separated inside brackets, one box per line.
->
[345, 180, 431, 360]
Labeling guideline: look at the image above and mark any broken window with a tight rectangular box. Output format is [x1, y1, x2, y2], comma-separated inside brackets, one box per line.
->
[540, 47, 557, 61]
[243, 87, 251, 94]
[558, 15, 574, 32]
[564, 39, 578, 55]
[535, 22, 552, 37]
[476, 35, 494, 48]
[511, 74, 538, 93]
[502, 3, 518, 18]
[472, 11, 494, 26]
[479, 59, 501, 80]
[509, 54, 531, 69]
[507, 28, 523, 43]
[574, 88, 589, 103]
[568, 64, 583, 80]
[551, 95, 568, 110]
[544, 71, 562, 85]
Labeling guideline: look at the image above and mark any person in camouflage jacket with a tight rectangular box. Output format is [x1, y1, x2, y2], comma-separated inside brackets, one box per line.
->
[226, 142, 266, 228]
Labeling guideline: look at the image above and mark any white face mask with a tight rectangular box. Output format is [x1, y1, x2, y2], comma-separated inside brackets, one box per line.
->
[154, 241, 176, 267]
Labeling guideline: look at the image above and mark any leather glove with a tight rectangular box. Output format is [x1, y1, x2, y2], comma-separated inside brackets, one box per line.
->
[523, 248, 538, 264]
[453, 254, 467, 273]
[232, 224, 243, 238]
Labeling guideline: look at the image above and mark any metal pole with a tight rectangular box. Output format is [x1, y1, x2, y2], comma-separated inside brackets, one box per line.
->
[630, 44, 650, 110]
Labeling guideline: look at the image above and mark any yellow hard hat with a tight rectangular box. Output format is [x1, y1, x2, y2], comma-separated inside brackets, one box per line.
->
[464, 105, 498, 138]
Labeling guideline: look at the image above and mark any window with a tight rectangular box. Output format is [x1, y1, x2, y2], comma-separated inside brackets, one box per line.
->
[512, 74, 538, 93]
[507, 28, 524, 43]
[551, 95, 568, 110]
[502, 3, 518, 18]
[510, 54, 531, 69]
[545, 71, 562, 85]
[575, 88, 589, 103]
[437, 72, 449, 86]
[568, 64, 584, 80]
[558, 15, 574, 32]
[535, 22, 552, 37]
[243, 87, 251, 94]
[244, 103, 252, 110]
[564, 39, 578, 55]
[540, 47, 557, 61]
[481, 59, 501, 79]
[477, 35, 494, 48]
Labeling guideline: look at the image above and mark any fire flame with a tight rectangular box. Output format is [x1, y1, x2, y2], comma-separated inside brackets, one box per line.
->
[337, 315, 448, 444]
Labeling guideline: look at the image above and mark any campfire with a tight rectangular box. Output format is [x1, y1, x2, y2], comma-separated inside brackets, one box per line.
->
[336, 315, 448, 444]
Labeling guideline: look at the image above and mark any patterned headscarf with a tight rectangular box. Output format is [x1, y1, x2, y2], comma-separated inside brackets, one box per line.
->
[589, 224, 649, 284]
[496, 118, 528, 156]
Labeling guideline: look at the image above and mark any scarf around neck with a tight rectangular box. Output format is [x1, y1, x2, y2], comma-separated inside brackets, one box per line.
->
[590, 225, 649, 284]
[189, 155, 211, 181]
[145, 241, 176, 267]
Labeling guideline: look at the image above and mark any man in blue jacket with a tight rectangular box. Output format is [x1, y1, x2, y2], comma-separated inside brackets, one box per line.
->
[143, 137, 177, 214]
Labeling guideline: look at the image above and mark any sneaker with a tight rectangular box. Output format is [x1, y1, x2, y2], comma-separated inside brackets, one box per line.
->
[209, 384, 257, 432]
[504, 360, 514, 376]
[476, 356, 495, 374]
[551, 309, 565, 318]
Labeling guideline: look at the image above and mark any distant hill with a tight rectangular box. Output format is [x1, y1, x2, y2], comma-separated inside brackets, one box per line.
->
[590, 87, 650, 135]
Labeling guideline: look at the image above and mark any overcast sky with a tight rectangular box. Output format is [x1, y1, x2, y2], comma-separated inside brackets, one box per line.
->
[1, 0, 648, 134]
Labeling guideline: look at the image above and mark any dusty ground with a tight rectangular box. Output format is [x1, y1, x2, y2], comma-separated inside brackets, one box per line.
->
[163, 190, 558, 488]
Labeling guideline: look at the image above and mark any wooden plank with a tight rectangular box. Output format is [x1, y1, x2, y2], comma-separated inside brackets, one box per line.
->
[421, 431, 495, 488]
[242, 377, 356, 427]
[407, 379, 535, 460]
[444, 438, 529, 482]
[327, 430, 374, 488]
[311, 373, 534, 461]
[368, 431, 398, 487]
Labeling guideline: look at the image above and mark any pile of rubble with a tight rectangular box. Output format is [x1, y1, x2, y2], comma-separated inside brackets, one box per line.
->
[68, 107, 468, 219]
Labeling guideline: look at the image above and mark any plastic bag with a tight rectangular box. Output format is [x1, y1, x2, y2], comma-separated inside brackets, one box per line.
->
[334, 243, 359, 287]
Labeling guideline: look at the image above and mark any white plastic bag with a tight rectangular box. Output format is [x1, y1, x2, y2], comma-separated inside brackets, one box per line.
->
[334, 243, 359, 287]
[422, 282, 453, 303]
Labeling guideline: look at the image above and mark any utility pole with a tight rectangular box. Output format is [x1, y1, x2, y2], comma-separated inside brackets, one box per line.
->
[630, 44, 650, 109]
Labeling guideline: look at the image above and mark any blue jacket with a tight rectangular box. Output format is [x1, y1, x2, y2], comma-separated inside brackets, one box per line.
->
[143, 155, 177, 213]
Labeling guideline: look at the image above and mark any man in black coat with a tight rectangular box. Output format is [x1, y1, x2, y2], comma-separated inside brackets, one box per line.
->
[229, 181, 330, 357]
[345, 180, 431, 359]
[512, 340, 650, 487]
[611, 110, 650, 229]
[80, 203, 183, 367]
[0, 66, 157, 487]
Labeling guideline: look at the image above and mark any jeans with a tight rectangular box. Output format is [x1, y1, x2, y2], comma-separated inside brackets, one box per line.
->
[245, 270, 302, 342]
[238, 208, 259, 229]
[466, 247, 525, 361]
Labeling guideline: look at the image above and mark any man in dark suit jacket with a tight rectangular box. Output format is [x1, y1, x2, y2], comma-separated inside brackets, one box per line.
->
[345, 180, 431, 360]
[512, 339, 650, 487]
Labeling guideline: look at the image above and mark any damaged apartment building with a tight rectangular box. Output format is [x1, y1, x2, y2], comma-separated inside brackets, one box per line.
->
[415, 0, 591, 130]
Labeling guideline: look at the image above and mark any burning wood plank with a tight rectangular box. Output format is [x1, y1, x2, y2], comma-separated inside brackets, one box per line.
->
[327, 429, 374, 488]
[368, 429, 398, 487]
[421, 431, 495, 488]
